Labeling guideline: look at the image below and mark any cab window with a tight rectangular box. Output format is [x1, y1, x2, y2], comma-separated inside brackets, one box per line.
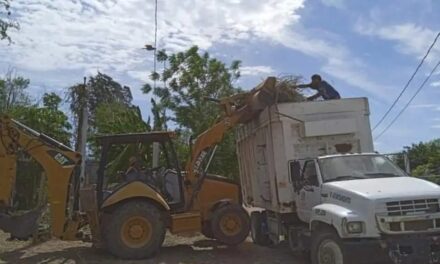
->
[302, 160, 319, 186]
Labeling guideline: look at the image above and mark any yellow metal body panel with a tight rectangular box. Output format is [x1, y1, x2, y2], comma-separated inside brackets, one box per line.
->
[170, 212, 201, 234]
[101, 181, 170, 211]
[197, 177, 240, 219]
[62, 218, 81, 240]
[0, 154, 16, 207]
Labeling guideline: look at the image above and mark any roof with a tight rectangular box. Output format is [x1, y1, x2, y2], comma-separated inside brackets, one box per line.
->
[95, 131, 176, 144]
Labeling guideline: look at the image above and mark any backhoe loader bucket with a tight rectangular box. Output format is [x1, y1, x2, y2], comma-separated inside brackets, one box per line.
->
[0, 208, 42, 240]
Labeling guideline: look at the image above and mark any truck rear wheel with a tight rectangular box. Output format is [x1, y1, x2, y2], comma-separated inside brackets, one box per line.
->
[211, 204, 250, 245]
[250, 211, 272, 246]
[311, 227, 346, 264]
[102, 200, 166, 259]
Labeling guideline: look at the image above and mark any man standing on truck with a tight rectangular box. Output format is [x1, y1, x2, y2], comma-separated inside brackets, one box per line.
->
[294, 74, 341, 101]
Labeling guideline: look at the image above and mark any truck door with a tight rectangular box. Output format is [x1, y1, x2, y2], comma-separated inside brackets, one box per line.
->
[296, 160, 321, 223]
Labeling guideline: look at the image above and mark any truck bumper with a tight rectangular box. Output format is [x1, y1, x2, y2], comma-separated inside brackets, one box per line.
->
[343, 239, 388, 263]
[343, 234, 440, 264]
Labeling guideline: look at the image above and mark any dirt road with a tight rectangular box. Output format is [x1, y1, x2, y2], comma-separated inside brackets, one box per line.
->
[0, 232, 305, 264]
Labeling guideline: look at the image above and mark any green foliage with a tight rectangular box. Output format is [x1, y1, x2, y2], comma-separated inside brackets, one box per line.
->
[10, 93, 72, 145]
[144, 45, 242, 178]
[43, 92, 62, 110]
[0, 69, 30, 112]
[67, 73, 133, 128]
[397, 139, 440, 177]
[67, 72, 134, 151]
[0, 0, 19, 43]
[95, 103, 150, 135]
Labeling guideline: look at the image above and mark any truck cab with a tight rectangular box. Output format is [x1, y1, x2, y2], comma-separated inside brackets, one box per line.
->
[291, 153, 440, 263]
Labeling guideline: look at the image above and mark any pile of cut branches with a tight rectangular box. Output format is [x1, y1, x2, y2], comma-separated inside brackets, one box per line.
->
[274, 75, 306, 103]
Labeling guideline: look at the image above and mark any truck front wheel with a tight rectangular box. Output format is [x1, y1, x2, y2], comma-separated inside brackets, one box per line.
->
[311, 227, 346, 264]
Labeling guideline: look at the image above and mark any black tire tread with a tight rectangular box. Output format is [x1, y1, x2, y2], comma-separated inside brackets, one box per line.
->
[310, 226, 345, 264]
[211, 204, 250, 245]
[102, 200, 166, 259]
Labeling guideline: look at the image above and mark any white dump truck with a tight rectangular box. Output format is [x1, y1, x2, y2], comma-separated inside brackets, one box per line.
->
[236, 97, 440, 264]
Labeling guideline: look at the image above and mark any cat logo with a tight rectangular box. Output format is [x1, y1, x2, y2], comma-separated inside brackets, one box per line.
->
[47, 150, 75, 166]
[54, 153, 69, 165]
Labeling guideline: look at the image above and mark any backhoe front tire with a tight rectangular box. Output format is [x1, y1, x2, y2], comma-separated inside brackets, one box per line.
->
[102, 200, 166, 259]
[211, 204, 250, 245]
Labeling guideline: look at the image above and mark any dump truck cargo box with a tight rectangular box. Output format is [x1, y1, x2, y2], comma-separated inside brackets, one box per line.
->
[235, 98, 374, 213]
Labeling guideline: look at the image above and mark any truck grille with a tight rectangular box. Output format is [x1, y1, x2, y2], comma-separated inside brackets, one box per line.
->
[388, 219, 437, 232]
[386, 199, 440, 216]
[377, 199, 440, 234]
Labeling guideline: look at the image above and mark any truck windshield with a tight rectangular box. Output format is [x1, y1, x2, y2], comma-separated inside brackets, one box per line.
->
[318, 155, 406, 183]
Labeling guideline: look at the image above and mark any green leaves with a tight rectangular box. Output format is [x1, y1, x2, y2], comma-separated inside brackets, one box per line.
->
[143, 45, 242, 178]
[95, 103, 150, 135]
[397, 139, 440, 177]
[67, 72, 135, 150]
[0, 70, 30, 112]
[8, 93, 72, 146]
[42, 92, 62, 110]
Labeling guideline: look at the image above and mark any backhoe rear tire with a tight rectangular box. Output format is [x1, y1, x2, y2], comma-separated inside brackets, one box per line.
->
[102, 200, 166, 259]
[210, 204, 250, 245]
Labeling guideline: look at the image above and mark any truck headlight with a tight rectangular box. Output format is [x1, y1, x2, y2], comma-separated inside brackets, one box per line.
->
[346, 221, 364, 234]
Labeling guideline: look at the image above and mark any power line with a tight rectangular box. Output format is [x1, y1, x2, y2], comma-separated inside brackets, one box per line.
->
[375, 59, 440, 140]
[372, 32, 440, 131]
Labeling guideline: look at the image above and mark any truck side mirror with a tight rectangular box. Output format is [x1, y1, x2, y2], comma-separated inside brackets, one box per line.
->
[289, 160, 301, 182]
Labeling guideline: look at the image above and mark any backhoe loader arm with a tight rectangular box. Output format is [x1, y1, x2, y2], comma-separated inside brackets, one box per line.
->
[184, 77, 277, 197]
[0, 115, 82, 240]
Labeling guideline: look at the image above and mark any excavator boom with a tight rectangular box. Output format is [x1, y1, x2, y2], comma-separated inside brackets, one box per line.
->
[0, 115, 82, 240]
[185, 77, 278, 209]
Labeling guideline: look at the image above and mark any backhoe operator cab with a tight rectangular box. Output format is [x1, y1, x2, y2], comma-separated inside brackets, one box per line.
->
[91, 132, 249, 259]
[95, 132, 184, 211]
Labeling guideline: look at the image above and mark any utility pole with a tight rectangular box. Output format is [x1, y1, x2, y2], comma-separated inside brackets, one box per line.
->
[78, 77, 89, 186]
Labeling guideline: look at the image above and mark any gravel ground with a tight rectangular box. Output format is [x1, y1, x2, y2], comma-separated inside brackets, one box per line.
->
[0, 231, 306, 264]
[0, 231, 396, 264]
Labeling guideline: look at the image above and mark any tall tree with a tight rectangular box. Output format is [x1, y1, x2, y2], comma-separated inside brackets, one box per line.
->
[67, 72, 133, 149]
[0, 0, 19, 42]
[0, 69, 30, 112]
[143, 46, 242, 178]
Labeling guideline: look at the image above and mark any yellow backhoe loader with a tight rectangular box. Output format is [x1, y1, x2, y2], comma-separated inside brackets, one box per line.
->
[0, 77, 278, 259]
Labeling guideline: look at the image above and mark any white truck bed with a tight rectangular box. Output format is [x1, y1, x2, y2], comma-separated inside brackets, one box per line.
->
[235, 98, 374, 213]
